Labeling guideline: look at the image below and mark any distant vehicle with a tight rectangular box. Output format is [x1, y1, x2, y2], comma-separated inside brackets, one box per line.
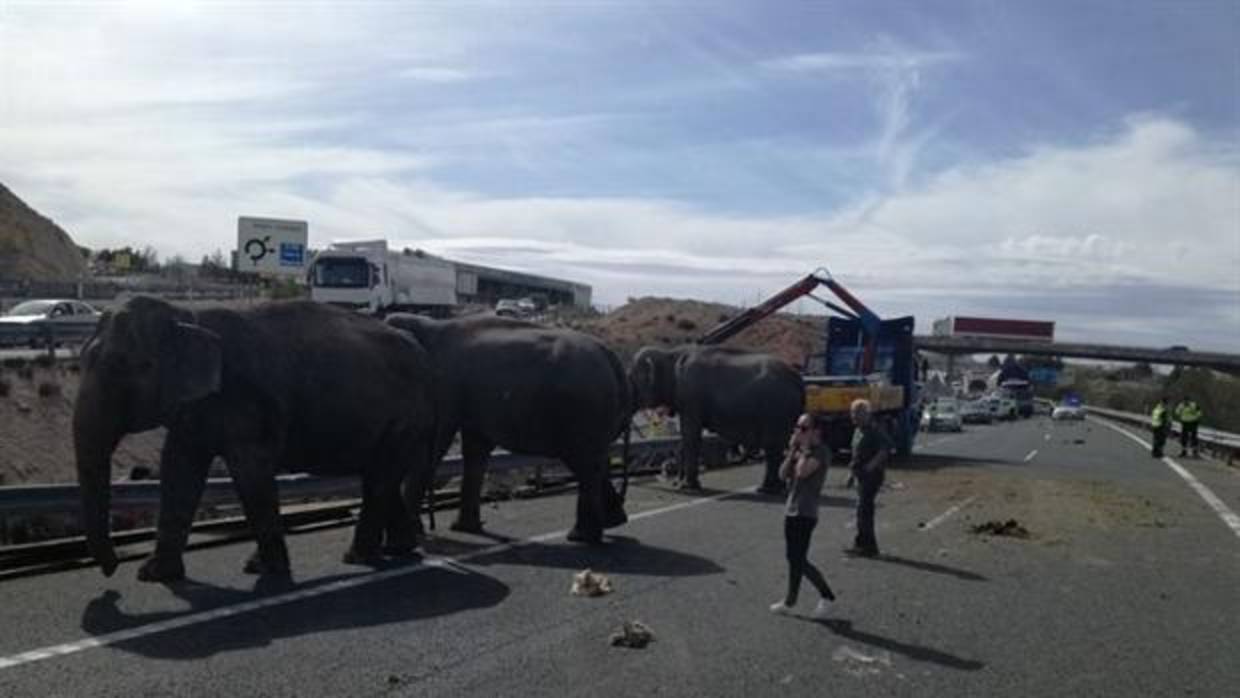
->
[960, 399, 994, 424]
[0, 299, 102, 347]
[495, 299, 523, 317]
[1166, 345, 1189, 352]
[932, 315, 1055, 342]
[308, 239, 457, 316]
[1052, 394, 1086, 421]
[922, 397, 964, 432]
[984, 394, 1018, 420]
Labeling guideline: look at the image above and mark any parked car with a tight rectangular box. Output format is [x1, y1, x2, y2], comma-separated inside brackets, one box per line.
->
[922, 397, 964, 432]
[0, 299, 102, 347]
[960, 399, 993, 424]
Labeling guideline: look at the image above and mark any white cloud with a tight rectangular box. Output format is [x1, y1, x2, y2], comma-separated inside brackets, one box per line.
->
[761, 50, 962, 73]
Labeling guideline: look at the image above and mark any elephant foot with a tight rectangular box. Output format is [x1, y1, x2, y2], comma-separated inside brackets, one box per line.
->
[675, 479, 703, 493]
[603, 506, 628, 529]
[243, 547, 291, 577]
[137, 554, 185, 583]
[566, 525, 604, 545]
[342, 546, 384, 567]
[450, 518, 484, 534]
[756, 482, 786, 496]
[381, 542, 420, 558]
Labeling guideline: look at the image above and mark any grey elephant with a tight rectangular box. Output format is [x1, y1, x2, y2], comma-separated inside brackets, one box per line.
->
[385, 313, 629, 544]
[73, 296, 436, 582]
[629, 345, 804, 494]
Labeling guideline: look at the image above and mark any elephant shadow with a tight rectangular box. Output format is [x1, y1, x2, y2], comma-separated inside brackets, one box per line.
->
[425, 534, 725, 578]
[80, 561, 510, 661]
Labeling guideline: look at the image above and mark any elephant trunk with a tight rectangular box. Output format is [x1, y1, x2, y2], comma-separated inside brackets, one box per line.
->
[72, 371, 124, 577]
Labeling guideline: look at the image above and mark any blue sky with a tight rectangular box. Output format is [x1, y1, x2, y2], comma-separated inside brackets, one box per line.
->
[1, 1, 1237, 349]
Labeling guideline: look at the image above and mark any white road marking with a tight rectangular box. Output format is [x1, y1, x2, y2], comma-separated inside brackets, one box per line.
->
[920, 496, 978, 531]
[1023, 449, 1038, 463]
[0, 485, 754, 671]
[1091, 417, 1240, 541]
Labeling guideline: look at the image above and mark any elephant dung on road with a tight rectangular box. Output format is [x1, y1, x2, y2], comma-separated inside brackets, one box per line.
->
[73, 297, 436, 582]
[385, 313, 629, 544]
[629, 344, 805, 494]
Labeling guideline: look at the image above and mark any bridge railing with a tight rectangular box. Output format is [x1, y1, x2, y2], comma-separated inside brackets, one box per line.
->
[1082, 405, 1239, 465]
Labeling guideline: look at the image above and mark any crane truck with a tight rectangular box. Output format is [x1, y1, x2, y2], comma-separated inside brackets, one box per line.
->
[697, 268, 920, 456]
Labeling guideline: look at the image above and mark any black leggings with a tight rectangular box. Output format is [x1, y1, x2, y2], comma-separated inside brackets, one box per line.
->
[784, 516, 834, 605]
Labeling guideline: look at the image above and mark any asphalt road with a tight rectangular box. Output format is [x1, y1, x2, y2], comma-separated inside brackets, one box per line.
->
[2, 415, 1238, 697]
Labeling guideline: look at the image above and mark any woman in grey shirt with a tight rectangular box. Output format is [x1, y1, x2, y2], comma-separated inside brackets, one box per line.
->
[770, 414, 836, 619]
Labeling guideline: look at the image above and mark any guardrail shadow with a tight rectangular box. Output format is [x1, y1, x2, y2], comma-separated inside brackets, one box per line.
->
[423, 533, 725, 578]
[796, 617, 986, 671]
[853, 553, 988, 582]
[80, 562, 510, 660]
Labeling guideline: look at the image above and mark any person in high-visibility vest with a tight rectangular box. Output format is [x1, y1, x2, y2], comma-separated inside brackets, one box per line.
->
[1150, 397, 1170, 458]
[1175, 396, 1203, 458]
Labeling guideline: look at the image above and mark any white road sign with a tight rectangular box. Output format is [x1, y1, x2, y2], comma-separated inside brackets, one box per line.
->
[236, 217, 309, 277]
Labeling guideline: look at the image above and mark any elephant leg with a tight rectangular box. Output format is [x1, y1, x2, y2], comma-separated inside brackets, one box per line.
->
[138, 429, 213, 583]
[567, 452, 608, 544]
[451, 432, 490, 533]
[227, 448, 291, 577]
[758, 446, 786, 495]
[678, 422, 704, 491]
[344, 461, 405, 566]
[385, 435, 431, 556]
[602, 477, 628, 529]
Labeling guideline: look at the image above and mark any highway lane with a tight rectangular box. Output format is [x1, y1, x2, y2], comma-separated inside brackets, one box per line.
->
[1, 417, 1238, 697]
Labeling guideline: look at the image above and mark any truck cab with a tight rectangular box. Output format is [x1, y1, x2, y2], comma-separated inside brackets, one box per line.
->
[309, 244, 387, 312]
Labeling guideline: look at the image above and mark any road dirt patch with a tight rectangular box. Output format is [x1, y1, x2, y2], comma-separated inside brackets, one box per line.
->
[971, 519, 1031, 538]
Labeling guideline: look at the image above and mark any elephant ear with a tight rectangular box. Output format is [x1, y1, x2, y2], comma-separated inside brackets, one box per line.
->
[160, 321, 222, 412]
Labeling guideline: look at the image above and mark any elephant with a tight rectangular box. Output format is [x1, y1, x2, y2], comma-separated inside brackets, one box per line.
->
[629, 344, 805, 494]
[385, 313, 629, 544]
[73, 296, 436, 582]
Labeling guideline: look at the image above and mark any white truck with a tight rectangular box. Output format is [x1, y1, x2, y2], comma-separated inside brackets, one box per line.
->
[308, 239, 457, 316]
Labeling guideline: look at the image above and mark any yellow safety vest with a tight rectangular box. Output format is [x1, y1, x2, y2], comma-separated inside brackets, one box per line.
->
[1176, 401, 1202, 424]
[1151, 404, 1168, 428]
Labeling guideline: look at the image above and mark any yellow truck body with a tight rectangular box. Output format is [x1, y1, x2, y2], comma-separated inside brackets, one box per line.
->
[804, 382, 905, 415]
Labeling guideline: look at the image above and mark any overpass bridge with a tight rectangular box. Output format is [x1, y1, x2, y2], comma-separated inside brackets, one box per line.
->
[1, 416, 1238, 696]
[914, 335, 1240, 372]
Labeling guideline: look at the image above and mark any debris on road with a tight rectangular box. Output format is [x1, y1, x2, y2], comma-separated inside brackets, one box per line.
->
[571, 568, 614, 597]
[970, 519, 1031, 538]
[610, 620, 654, 649]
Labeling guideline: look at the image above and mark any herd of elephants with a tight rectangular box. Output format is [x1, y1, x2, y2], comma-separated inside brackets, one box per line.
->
[72, 297, 807, 582]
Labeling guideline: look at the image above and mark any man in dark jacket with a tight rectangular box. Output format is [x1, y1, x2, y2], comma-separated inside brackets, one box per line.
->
[846, 399, 892, 557]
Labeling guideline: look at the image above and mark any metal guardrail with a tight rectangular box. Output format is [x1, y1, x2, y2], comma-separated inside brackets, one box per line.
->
[1082, 405, 1239, 465]
[0, 435, 704, 518]
[0, 320, 97, 354]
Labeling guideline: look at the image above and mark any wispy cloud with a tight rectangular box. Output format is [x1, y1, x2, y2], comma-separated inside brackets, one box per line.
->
[761, 50, 962, 73]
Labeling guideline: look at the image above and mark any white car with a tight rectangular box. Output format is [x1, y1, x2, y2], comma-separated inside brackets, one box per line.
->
[960, 400, 993, 424]
[922, 398, 964, 432]
[1052, 402, 1086, 421]
[0, 299, 102, 346]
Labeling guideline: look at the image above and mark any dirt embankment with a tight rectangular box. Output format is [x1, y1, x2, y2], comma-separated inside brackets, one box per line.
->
[0, 297, 824, 485]
[559, 296, 824, 368]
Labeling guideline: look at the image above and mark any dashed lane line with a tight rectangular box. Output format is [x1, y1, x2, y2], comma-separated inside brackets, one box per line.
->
[1023, 449, 1038, 463]
[0, 485, 755, 672]
[919, 496, 978, 532]
[1091, 417, 1240, 541]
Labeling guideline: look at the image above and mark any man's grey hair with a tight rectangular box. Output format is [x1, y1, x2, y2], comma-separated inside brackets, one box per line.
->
[850, 399, 872, 413]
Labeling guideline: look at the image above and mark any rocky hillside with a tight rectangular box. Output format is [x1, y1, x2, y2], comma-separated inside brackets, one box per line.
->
[0, 183, 87, 281]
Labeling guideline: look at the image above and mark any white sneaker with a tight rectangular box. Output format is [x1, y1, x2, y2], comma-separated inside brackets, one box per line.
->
[769, 601, 793, 615]
[812, 599, 832, 619]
